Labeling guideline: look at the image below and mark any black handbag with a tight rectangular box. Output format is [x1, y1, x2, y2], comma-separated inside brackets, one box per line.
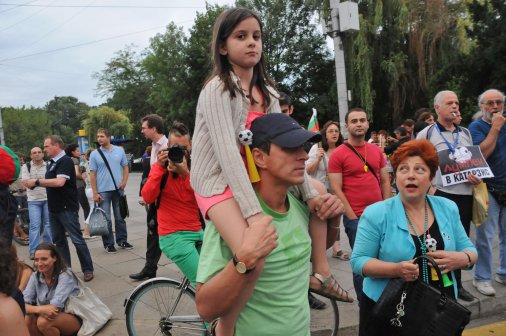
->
[97, 148, 129, 219]
[370, 255, 471, 336]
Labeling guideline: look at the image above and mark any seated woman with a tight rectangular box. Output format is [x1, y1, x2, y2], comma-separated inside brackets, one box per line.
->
[350, 140, 477, 336]
[0, 238, 29, 335]
[23, 242, 81, 336]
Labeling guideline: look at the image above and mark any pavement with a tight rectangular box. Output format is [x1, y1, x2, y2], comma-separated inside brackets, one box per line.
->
[15, 172, 506, 335]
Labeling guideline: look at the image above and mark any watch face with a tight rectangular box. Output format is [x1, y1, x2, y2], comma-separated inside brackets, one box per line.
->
[236, 262, 247, 274]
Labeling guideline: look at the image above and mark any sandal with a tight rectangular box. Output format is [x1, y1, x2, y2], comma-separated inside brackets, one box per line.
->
[310, 272, 354, 303]
[332, 249, 350, 261]
[208, 319, 219, 336]
[14, 235, 29, 246]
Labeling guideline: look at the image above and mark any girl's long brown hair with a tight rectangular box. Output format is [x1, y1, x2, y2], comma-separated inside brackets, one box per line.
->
[207, 8, 277, 106]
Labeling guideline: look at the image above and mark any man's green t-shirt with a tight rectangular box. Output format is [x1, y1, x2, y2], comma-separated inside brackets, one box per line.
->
[197, 192, 311, 336]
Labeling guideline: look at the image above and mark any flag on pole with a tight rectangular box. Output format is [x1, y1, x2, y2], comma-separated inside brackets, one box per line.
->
[307, 108, 319, 132]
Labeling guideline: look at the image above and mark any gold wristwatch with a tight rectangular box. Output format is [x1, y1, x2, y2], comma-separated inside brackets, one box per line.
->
[232, 254, 255, 274]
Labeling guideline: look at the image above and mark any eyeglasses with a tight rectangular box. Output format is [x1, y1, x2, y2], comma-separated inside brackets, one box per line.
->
[482, 100, 504, 107]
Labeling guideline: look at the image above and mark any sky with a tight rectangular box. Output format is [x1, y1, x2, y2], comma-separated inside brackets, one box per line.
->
[0, 0, 236, 108]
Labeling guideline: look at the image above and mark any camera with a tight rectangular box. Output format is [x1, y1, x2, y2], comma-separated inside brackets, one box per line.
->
[166, 144, 186, 164]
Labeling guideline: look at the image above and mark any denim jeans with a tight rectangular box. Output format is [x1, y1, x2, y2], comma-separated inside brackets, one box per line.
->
[28, 200, 52, 256]
[99, 190, 128, 248]
[343, 215, 364, 301]
[49, 209, 94, 273]
[474, 191, 506, 281]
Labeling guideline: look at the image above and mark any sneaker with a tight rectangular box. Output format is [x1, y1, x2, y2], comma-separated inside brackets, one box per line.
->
[495, 274, 506, 285]
[473, 280, 496, 296]
[119, 242, 134, 250]
[105, 245, 118, 254]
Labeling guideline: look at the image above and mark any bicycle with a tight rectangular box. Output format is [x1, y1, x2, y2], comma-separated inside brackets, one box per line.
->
[124, 276, 340, 336]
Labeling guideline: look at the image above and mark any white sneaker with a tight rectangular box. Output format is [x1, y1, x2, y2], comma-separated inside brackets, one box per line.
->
[473, 280, 496, 296]
[495, 274, 506, 285]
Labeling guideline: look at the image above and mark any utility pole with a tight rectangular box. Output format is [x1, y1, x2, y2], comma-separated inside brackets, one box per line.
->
[326, 0, 359, 138]
[0, 108, 5, 145]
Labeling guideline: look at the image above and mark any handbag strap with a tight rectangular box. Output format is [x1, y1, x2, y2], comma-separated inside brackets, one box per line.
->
[155, 172, 169, 210]
[97, 148, 119, 192]
[343, 142, 380, 185]
[414, 255, 446, 288]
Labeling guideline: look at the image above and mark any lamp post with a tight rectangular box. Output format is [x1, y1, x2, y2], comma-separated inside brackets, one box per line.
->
[326, 0, 359, 138]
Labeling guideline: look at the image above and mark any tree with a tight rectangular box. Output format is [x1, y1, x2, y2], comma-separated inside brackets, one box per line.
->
[2, 106, 52, 157]
[82, 106, 133, 145]
[340, 0, 470, 129]
[93, 45, 154, 127]
[45, 96, 90, 144]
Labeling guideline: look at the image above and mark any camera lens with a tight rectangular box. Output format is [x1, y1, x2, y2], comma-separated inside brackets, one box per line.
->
[168, 145, 184, 164]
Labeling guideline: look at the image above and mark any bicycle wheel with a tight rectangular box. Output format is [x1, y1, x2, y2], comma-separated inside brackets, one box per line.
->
[310, 293, 339, 336]
[125, 278, 206, 336]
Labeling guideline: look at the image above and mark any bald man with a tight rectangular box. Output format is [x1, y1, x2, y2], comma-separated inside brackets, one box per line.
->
[21, 147, 53, 259]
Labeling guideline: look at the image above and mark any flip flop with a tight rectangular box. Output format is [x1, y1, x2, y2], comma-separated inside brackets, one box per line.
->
[332, 249, 350, 261]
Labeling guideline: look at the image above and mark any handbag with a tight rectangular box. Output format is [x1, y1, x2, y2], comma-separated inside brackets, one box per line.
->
[472, 181, 488, 226]
[65, 272, 112, 336]
[88, 204, 109, 236]
[97, 148, 129, 219]
[370, 255, 471, 336]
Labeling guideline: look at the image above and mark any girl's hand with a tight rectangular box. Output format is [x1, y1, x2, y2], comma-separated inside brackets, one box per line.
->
[396, 260, 419, 282]
[426, 250, 468, 274]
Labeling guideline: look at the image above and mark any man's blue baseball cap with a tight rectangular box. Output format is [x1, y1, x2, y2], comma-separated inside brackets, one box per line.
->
[251, 113, 321, 149]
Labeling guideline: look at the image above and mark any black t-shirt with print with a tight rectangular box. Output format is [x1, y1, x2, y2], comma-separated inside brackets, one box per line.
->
[45, 156, 79, 213]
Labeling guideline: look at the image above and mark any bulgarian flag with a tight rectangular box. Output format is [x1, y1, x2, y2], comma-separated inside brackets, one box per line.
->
[307, 108, 319, 132]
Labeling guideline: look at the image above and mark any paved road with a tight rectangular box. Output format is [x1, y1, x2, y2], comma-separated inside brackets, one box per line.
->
[15, 172, 506, 335]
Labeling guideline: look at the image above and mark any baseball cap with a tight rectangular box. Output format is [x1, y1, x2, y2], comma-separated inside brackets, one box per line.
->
[0, 145, 20, 186]
[251, 113, 322, 149]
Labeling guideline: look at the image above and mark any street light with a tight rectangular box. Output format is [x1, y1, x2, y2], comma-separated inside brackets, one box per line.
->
[325, 0, 359, 138]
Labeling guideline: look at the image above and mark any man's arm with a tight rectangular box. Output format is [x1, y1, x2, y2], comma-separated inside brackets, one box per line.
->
[120, 164, 129, 189]
[328, 172, 356, 220]
[379, 167, 391, 199]
[24, 177, 66, 188]
[195, 216, 277, 322]
[479, 114, 505, 158]
[90, 171, 101, 202]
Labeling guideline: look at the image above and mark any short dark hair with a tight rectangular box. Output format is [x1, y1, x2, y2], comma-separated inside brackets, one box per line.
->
[97, 128, 111, 138]
[45, 135, 65, 149]
[394, 127, 408, 137]
[345, 108, 367, 123]
[278, 92, 292, 106]
[141, 114, 164, 134]
[65, 143, 79, 157]
[169, 121, 190, 138]
[404, 119, 415, 127]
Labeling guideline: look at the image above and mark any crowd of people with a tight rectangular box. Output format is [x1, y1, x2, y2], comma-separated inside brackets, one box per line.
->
[1, 6, 505, 336]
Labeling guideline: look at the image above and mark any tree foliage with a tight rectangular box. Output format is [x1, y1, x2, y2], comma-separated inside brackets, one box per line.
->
[2, 107, 52, 158]
[82, 106, 133, 143]
[45, 96, 90, 144]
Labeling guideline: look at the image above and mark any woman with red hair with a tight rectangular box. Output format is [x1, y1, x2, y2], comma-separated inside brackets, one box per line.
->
[350, 140, 477, 336]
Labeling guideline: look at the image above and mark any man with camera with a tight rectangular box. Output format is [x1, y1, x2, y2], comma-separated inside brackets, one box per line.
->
[469, 88, 506, 296]
[130, 114, 168, 281]
[141, 122, 204, 285]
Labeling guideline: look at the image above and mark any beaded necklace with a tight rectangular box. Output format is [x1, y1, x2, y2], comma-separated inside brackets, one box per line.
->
[404, 197, 429, 284]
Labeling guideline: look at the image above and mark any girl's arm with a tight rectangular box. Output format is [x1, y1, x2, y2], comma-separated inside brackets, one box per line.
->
[199, 82, 262, 219]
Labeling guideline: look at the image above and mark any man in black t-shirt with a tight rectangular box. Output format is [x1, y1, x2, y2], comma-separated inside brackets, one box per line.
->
[24, 135, 94, 282]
